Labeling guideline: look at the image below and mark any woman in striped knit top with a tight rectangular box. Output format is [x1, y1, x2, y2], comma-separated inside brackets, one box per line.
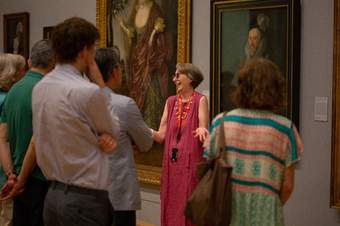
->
[205, 58, 303, 226]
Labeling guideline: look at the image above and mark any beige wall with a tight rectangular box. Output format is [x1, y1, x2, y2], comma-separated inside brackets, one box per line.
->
[0, 0, 338, 225]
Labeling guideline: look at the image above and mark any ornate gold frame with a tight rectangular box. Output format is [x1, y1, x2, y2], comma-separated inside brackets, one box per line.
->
[331, 0, 340, 208]
[96, 0, 192, 185]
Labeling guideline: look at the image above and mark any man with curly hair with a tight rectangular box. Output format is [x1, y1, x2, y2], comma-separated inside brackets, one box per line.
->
[32, 17, 119, 226]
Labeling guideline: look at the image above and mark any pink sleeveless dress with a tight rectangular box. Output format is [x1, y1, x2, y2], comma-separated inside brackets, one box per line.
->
[161, 91, 205, 226]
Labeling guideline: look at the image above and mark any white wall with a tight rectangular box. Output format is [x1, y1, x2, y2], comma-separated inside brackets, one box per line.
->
[0, 0, 339, 225]
[284, 0, 340, 225]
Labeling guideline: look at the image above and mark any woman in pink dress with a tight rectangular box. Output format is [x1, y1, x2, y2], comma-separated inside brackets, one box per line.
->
[152, 63, 209, 226]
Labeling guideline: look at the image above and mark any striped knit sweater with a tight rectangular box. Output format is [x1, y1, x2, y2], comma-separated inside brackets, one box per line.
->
[204, 108, 303, 226]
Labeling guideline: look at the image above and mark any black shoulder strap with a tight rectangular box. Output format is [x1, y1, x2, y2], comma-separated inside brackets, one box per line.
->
[217, 112, 227, 156]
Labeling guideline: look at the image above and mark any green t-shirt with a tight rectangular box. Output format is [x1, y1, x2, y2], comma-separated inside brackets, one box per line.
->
[0, 91, 6, 111]
[0, 91, 7, 187]
[0, 70, 46, 181]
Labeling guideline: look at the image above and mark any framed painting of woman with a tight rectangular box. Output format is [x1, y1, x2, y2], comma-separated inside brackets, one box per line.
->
[96, 0, 192, 185]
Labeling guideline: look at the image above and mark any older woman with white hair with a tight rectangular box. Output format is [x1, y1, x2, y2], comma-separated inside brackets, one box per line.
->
[0, 53, 25, 92]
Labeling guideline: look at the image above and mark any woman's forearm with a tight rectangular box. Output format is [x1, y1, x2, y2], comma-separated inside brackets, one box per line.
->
[151, 129, 165, 144]
[280, 165, 295, 205]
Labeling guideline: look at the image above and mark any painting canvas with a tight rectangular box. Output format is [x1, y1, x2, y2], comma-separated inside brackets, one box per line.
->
[43, 26, 54, 39]
[3, 12, 29, 59]
[96, 0, 192, 185]
[211, 0, 301, 125]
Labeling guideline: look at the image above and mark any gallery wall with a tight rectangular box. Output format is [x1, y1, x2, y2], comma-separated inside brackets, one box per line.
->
[0, 0, 338, 225]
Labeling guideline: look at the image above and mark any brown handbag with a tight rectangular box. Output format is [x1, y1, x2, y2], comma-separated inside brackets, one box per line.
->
[185, 112, 232, 226]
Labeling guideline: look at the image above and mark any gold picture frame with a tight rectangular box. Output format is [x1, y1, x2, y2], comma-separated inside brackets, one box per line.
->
[331, 0, 340, 208]
[96, 0, 192, 185]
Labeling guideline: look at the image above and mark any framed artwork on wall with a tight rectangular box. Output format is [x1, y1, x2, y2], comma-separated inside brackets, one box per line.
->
[3, 12, 29, 59]
[43, 26, 54, 39]
[331, 0, 340, 209]
[210, 0, 301, 126]
[96, 0, 192, 185]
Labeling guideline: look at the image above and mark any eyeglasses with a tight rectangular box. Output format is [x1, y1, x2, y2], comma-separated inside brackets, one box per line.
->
[173, 72, 181, 79]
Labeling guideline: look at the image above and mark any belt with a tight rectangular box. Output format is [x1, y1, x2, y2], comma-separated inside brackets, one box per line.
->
[49, 180, 108, 197]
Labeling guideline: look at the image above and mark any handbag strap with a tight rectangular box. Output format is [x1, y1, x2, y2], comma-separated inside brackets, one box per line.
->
[217, 112, 227, 157]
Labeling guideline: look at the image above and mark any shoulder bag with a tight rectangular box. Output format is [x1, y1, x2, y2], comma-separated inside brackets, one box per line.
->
[184, 112, 232, 226]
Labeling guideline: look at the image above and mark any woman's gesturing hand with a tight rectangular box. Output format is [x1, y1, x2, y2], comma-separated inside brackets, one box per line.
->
[193, 127, 209, 143]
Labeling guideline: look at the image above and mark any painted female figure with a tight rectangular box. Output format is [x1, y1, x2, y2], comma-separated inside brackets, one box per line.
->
[119, 0, 170, 129]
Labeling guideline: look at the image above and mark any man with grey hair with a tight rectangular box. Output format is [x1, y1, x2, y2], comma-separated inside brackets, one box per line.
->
[95, 47, 153, 226]
[0, 39, 55, 226]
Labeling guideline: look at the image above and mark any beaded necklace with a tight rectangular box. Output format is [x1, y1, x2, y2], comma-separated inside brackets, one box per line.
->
[175, 92, 195, 128]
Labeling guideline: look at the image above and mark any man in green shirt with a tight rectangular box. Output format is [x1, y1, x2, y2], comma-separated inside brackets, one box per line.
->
[0, 53, 25, 226]
[0, 40, 55, 226]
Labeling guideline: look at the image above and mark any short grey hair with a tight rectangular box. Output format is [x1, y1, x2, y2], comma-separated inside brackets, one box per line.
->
[30, 39, 55, 69]
[176, 63, 204, 88]
[0, 53, 25, 89]
[95, 46, 121, 82]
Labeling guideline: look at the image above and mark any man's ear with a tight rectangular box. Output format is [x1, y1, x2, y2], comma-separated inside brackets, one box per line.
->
[105, 69, 116, 89]
[112, 67, 119, 79]
[77, 46, 89, 62]
[106, 68, 115, 83]
[112, 67, 118, 77]
[27, 59, 33, 68]
[79, 47, 86, 59]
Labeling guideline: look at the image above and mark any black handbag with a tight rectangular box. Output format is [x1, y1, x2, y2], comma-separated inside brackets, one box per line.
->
[185, 112, 232, 226]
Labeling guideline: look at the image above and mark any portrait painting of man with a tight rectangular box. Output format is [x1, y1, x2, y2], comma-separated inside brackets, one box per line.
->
[220, 9, 287, 112]
[211, 0, 301, 126]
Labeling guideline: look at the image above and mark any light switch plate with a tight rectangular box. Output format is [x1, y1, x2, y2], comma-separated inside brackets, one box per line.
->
[314, 96, 328, 122]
